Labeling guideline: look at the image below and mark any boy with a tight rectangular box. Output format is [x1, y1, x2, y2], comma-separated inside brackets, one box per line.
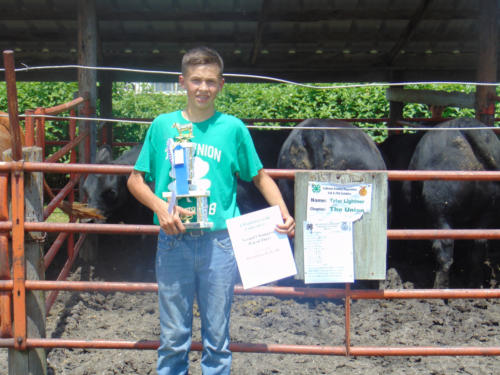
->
[127, 46, 294, 375]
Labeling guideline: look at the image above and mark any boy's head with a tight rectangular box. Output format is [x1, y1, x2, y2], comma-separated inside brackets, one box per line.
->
[181, 46, 224, 77]
[179, 47, 225, 116]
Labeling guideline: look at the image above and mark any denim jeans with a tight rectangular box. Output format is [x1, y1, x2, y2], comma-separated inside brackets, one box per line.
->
[156, 229, 237, 375]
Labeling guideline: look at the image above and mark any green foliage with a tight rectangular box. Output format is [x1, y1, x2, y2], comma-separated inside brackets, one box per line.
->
[110, 82, 186, 154]
[0, 81, 78, 188]
[2, 80, 496, 148]
[0, 81, 79, 151]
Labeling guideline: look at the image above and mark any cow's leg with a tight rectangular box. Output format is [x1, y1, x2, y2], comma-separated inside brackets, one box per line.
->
[467, 239, 488, 287]
[432, 238, 454, 288]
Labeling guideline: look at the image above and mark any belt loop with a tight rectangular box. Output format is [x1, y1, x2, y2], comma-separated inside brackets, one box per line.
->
[188, 229, 205, 237]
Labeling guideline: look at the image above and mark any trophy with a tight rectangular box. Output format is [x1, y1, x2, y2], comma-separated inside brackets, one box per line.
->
[162, 123, 213, 229]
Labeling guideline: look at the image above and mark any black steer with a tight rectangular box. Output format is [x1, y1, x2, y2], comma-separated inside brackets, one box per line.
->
[378, 131, 425, 229]
[402, 118, 500, 288]
[238, 128, 290, 214]
[81, 145, 155, 280]
[277, 119, 387, 215]
[248, 127, 290, 168]
[82, 145, 152, 224]
[83, 142, 272, 220]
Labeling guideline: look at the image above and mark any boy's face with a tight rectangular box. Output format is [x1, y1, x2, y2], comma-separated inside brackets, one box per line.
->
[179, 63, 224, 112]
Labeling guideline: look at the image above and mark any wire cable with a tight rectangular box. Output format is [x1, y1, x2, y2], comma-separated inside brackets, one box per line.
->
[1, 63, 498, 89]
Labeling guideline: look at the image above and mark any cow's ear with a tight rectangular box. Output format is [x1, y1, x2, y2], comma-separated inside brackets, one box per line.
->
[96, 145, 113, 164]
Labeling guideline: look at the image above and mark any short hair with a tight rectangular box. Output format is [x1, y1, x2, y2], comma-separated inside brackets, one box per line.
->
[181, 46, 224, 76]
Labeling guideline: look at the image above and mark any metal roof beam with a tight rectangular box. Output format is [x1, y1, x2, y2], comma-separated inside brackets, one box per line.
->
[0, 30, 478, 45]
[0, 9, 480, 22]
[384, 0, 433, 66]
[250, 0, 271, 65]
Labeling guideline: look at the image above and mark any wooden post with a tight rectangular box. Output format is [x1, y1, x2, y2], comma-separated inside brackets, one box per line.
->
[386, 87, 475, 109]
[99, 74, 113, 146]
[475, 0, 498, 126]
[5, 147, 46, 375]
[77, 0, 98, 164]
[388, 100, 404, 134]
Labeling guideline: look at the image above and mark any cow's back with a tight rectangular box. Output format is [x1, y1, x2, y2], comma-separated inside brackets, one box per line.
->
[278, 119, 386, 170]
[404, 118, 500, 227]
[277, 119, 387, 213]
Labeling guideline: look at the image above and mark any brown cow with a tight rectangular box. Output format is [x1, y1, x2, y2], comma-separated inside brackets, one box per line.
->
[0, 111, 25, 160]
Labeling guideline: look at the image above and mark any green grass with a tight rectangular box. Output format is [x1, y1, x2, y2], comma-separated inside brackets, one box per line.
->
[45, 207, 69, 223]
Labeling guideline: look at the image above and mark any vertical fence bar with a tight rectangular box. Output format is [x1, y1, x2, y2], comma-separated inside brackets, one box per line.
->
[3, 49, 27, 353]
[0, 172, 11, 338]
[3, 51, 22, 161]
[6, 148, 47, 374]
[345, 283, 351, 356]
[35, 108, 46, 160]
[68, 110, 77, 260]
[10, 161, 26, 351]
[24, 109, 35, 147]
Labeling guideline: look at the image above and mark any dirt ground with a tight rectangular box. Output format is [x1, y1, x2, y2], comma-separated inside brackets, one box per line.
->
[1, 235, 500, 374]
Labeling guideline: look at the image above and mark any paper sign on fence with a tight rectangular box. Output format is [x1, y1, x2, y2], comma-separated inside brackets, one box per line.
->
[307, 181, 372, 222]
[303, 221, 354, 283]
[226, 206, 297, 289]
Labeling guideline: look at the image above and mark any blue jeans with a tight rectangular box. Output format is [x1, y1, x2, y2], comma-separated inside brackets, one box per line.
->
[156, 229, 237, 375]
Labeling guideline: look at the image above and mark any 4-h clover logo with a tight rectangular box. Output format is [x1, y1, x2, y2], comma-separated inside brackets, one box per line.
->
[312, 184, 321, 193]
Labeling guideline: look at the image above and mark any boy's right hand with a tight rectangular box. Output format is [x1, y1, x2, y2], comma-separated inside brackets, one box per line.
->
[156, 199, 193, 235]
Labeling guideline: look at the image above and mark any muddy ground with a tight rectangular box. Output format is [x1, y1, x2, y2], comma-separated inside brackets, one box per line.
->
[1, 234, 500, 374]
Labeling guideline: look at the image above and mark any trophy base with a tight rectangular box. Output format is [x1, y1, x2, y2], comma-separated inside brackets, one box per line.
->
[162, 190, 212, 228]
[183, 222, 214, 230]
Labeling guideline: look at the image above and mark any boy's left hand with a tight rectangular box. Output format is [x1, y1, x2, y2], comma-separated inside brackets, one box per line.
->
[276, 214, 295, 238]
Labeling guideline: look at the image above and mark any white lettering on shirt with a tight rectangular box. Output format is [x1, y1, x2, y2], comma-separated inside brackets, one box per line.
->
[196, 143, 221, 163]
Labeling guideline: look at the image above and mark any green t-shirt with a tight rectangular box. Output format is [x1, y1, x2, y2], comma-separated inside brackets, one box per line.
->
[134, 110, 263, 230]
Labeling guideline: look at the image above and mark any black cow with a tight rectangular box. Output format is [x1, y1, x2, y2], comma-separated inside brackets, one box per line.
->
[81, 145, 155, 280]
[82, 145, 153, 224]
[277, 119, 387, 214]
[377, 130, 435, 286]
[83, 140, 276, 220]
[378, 130, 425, 229]
[238, 128, 290, 214]
[248, 127, 290, 168]
[402, 118, 500, 288]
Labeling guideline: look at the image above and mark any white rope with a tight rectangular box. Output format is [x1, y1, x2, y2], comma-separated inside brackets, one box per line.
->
[0, 63, 498, 89]
[14, 113, 153, 125]
[1, 64, 497, 133]
[0, 112, 497, 133]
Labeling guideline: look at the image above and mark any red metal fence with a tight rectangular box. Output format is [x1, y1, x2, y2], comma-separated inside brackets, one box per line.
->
[2, 161, 500, 357]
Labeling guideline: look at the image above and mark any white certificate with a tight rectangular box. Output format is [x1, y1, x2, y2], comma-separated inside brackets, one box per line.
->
[307, 181, 372, 222]
[226, 206, 297, 289]
[303, 221, 354, 283]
